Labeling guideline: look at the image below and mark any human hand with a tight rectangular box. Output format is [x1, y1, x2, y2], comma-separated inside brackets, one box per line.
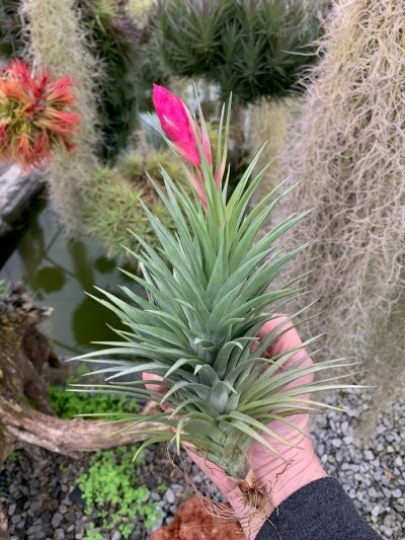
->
[143, 316, 326, 539]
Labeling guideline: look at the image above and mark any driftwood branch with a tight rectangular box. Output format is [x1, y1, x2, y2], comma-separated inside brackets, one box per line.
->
[2, 398, 164, 457]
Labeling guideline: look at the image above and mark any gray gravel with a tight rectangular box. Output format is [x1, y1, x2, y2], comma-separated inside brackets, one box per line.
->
[312, 391, 405, 539]
[1, 390, 404, 539]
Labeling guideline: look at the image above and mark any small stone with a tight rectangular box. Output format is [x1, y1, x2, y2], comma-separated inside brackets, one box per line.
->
[30, 500, 42, 514]
[392, 489, 402, 498]
[371, 505, 380, 517]
[331, 438, 342, 449]
[65, 509, 76, 523]
[11, 514, 21, 525]
[111, 532, 122, 540]
[165, 488, 175, 505]
[50, 483, 61, 499]
[68, 487, 85, 505]
[41, 510, 52, 524]
[54, 529, 65, 540]
[395, 456, 403, 467]
[381, 476, 391, 486]
[51, 512, 63, 528]
[192, 473, 203, 484]
[29, 479, 39, 490]
[364, 450, 374, 461]
[8, 503, 16, 516]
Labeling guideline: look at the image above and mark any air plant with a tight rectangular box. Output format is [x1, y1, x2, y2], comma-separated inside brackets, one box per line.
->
[75, 86, 354, 509]
[0, 60, 79, 169]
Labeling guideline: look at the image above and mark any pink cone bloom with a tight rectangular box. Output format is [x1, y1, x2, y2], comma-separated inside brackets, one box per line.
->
[152, 84, 211, 168]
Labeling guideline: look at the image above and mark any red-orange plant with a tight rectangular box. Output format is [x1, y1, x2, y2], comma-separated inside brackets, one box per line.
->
[0, 60, 79, 169]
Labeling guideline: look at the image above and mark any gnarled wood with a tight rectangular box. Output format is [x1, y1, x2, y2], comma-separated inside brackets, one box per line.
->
[2, 398, 163, 457]
[0, 284, 165, 537]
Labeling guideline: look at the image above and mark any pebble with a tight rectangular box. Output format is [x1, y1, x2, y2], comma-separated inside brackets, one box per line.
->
[165, 488, 175, 504]
[51, 512, 63, 528]
[364, 450, 374, 461]
[8, 503, 16, 516]
[395, 456, 403, 467]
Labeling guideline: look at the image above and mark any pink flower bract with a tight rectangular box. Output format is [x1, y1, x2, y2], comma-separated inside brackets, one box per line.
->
[153, 84, 211, 168]
[0, 60, 79, 169]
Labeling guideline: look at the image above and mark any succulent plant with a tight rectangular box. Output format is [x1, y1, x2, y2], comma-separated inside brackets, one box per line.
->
[76, 86, 353, 498]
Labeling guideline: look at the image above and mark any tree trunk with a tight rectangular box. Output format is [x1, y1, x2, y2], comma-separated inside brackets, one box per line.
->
[0, 284, 165, 536]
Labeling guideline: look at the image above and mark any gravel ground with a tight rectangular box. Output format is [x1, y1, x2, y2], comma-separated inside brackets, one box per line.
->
[1, 390, 404, 539]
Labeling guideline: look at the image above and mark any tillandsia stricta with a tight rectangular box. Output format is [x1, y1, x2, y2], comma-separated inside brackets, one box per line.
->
[73, 85, 356, 505]
[0, 60, 79, 169]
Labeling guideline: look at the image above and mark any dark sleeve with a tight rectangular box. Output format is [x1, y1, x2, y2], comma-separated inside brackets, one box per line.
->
[257, 477, 381, 540]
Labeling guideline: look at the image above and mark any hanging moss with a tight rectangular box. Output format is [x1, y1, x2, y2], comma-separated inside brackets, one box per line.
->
[77, 0, 141, 161]
[21, 0, 101, 233]
[281, 0, 405, 409]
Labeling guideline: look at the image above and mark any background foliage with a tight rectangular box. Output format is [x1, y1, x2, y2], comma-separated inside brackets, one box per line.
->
[156, 0, 321, 104]
[78, 0, 141, 160]
[0, 0, 23, 57]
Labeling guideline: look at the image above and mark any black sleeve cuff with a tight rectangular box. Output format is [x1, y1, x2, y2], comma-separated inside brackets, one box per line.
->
[257, 477, 381, 540]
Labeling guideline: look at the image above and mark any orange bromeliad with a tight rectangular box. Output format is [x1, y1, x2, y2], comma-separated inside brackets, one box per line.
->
[0, 60, 79, 169]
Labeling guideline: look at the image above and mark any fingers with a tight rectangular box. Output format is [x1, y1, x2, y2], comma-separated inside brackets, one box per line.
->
[187, 449, 239, 497]
[257, 316, 314, 392]
[142, 372, 165, 393]
[258, 316, 303, 356]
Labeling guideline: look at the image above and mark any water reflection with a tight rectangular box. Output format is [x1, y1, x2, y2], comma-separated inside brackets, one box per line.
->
[0, 196, 143, 357]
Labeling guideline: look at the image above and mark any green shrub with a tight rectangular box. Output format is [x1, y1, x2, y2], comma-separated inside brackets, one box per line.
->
[77, 446, 160, 539]
[5, 451, 19, 463]
[156, 0, 321, 104]
[83, 524, 103, 540]
[83, 165, 173, 260]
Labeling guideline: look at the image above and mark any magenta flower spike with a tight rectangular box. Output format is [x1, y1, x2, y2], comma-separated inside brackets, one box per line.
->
[152, 84, 212, 169]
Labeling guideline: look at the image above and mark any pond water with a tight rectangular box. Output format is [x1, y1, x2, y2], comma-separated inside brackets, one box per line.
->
[0, 193, 142, 358]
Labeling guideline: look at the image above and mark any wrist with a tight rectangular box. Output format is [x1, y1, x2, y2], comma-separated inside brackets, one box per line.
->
[268, 450, 327, 509]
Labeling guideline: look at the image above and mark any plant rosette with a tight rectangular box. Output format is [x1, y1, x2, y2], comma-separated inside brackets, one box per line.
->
[0, 60, 79, 169]
[74, 84, 356, 529]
